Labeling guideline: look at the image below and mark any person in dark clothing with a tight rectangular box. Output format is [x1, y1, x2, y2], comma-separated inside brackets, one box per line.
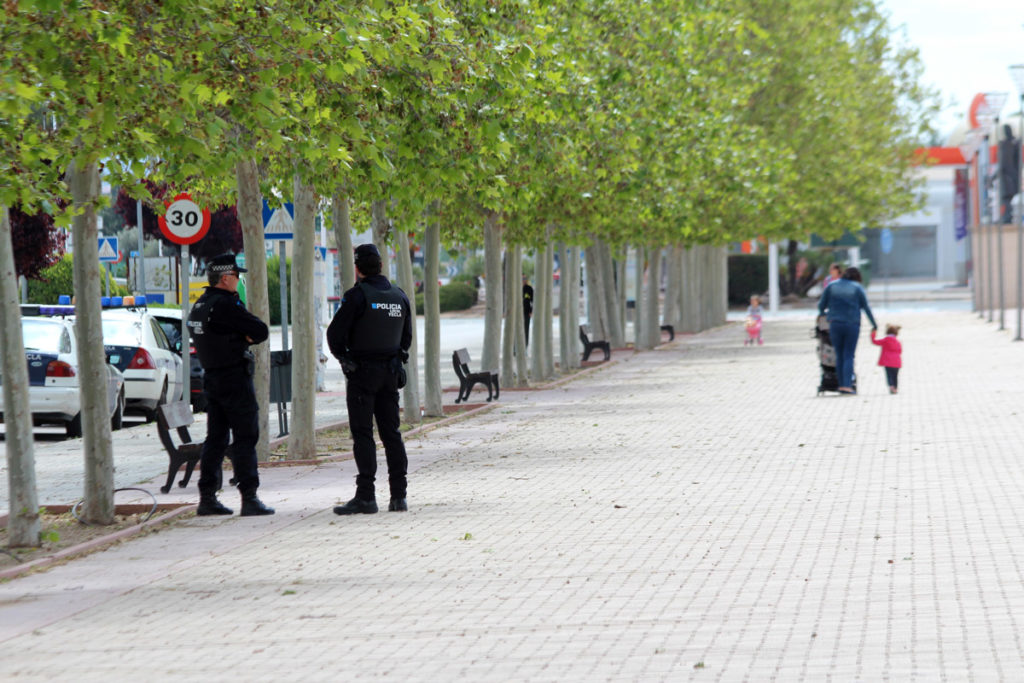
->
[327, 244, 413, 515]
[817, 266, 877, 395]
[187, 253, 274, 516]
[998, 124, 1021, 224]
[522, 277, 534, 346]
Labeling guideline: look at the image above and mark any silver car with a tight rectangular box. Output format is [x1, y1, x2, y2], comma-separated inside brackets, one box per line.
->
[0, 315, 126, 437]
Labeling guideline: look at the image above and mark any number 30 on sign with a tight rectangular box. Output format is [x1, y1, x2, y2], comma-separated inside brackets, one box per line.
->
[158, 192, 211, 245]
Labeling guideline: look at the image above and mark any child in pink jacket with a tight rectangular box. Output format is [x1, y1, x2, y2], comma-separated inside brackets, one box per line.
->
[870, 324, 902, 394]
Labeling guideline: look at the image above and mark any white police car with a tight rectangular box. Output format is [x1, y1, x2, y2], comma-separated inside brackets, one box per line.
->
[101, 306, 184, 421]
[0, 309, 125, 437]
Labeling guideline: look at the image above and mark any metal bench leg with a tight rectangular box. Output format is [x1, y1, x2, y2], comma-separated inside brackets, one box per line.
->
[161, 454, 184, 494]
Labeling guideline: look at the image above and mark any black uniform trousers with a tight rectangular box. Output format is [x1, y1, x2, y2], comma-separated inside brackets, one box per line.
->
[198, 366, 260, 496]
[345, 360, 408, 501]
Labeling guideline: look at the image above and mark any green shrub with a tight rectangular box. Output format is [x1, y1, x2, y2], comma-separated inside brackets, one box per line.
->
[27, 254, 131, 303]
[415, 281, 477, 314]
[727, 254, 768, 305]
[451, 272, 480, 288]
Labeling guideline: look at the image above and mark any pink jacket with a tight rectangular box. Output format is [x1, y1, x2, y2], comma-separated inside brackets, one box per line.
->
[870, 330, 901, 368]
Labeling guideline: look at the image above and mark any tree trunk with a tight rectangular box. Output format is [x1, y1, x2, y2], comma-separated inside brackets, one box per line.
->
[558, 242, 571, 371]
[512, 245, 528, 386]
[712, 246, 728, 327]
[287, 173, 317, 460]
[395, 227, 421, 424]
[1, 206, 40, 547]
[541, 242, 555, 380]
[501, 243, 515, 386]
[481, 212, 502, 374]
[644, 248, 663, 348]
[568, 246, 582, 368]
[331, 191, 355, 290]
[422, 210, 443, 416]
[636, 248, 649, 347]
[529, 249, 544, 381]
[68, 158, 114, 524]
[371, 199, 391, 277]
[584, 244, 604, 338]
[598, 240, 623, 348]
[235, 159, 271, 461]
[616, 250, 627, 343]
[665, 245, 682, 328]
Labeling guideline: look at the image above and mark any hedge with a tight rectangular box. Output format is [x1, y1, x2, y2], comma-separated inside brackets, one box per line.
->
[415, 281, 477, 315]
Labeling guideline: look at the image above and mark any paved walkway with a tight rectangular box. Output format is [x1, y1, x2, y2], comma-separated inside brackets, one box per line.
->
[5, 301, 1024, 680]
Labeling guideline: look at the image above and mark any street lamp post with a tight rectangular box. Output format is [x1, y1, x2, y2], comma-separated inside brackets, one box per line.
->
[1010, 65, 1024, 341]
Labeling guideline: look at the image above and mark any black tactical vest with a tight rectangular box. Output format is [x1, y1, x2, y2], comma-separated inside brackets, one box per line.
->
[348, 282, 405, 354]
[188, 289, 247, 370]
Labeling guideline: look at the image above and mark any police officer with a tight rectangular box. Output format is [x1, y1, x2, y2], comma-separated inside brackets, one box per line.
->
[327, 244, 412, 515]
[187, 253, 274, 516]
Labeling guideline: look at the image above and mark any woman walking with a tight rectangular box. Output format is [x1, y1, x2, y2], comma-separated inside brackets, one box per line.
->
[817, 267, 877, 395]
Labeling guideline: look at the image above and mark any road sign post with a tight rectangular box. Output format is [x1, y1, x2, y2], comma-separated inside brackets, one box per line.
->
[158, 193, 212, 407]
[262, 200, 295, 351]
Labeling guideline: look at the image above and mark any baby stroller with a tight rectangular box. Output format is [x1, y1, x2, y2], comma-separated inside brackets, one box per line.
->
[744, 316, 763, 346]
[814, 315, 854, 395]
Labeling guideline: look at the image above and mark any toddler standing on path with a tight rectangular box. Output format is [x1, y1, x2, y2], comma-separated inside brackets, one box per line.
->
[745, 295, 764, 345]
[871, 324, 902, 394]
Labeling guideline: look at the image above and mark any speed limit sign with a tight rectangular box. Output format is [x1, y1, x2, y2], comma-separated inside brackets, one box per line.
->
[158, 192, 211, 245]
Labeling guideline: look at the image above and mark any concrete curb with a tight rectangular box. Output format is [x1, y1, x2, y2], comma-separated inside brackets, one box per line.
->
[0, 504, 196, 582]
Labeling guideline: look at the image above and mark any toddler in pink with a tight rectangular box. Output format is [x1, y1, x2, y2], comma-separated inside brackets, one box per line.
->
[870, 324, 902, 394]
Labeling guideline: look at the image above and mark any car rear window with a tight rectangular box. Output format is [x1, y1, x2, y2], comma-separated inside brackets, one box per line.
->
[22, 319, 63, 352]
[102, 318, 143, 345]
[156, 318, 184, 347]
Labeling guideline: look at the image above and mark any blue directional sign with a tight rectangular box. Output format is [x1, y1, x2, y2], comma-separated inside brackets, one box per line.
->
[98, 237, 119, 262]
[262, 200, 295, 240]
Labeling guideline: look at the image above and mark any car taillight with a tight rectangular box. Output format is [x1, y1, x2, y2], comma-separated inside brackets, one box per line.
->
[46, 360, 76, 378]
[129, 348, 156, 370]
[189, 345, 196, 354]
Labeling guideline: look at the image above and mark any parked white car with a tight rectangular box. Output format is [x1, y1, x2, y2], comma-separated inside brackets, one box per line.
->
[101, 308, 183, 421]
[0, 314, 125, 437]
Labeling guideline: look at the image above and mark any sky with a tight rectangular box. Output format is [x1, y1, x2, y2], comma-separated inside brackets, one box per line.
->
[881, 0, 1024, 140]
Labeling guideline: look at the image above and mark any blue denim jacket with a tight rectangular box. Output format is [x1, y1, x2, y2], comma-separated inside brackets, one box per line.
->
[818, 279, 877, 328]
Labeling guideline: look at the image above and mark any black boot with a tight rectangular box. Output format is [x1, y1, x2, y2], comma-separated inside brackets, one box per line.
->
[333, 497, 378, 515]
[197, 493, 233, 516]
[240, 492, 275, 516]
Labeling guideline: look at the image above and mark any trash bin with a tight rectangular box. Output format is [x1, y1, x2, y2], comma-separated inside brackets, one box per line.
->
[269, 350, 292, 403]
[269, 350, 291, 436]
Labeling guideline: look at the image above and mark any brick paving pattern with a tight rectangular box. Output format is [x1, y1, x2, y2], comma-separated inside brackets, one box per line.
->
[3, 307, 1024, 681]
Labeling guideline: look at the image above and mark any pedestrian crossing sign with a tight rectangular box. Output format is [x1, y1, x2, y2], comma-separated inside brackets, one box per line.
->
[98, 237, 119, 262]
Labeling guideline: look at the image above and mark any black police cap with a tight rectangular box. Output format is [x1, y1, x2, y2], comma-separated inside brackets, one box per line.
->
[208, 253, 247, 274]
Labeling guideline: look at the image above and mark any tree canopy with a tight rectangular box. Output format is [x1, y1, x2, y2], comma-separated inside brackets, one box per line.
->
[2, 0, 935, 250]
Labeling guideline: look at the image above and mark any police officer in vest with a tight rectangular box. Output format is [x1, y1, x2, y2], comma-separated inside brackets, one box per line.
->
[187, 253, 274, 517]
[327, 244, 412, 514]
